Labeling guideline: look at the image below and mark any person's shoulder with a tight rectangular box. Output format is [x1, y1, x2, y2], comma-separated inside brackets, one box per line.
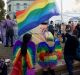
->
[44, 31, 53, 36]
[9, 19, 13, 22]
[5, 19, 11, 23]
[27, 41, 36, 46]
[6, 19, 9, 21]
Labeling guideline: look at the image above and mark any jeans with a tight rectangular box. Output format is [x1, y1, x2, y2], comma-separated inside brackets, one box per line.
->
[64, 55, 73, 75]
[6, 30, 14, 46]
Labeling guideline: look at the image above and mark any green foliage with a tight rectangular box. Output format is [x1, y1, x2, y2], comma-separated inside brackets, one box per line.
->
[0, 0, 6, 21]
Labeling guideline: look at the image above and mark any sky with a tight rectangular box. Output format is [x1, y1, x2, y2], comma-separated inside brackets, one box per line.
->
[3, 0, 80, 12]
[3, 0, 7, 9]
[56, 0, 80, 13]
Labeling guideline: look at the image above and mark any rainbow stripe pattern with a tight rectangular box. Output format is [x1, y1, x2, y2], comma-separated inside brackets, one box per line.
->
[54, 38, 63, 59]
[13, 40, 22, 63]
[37, 38, 63, 67]
[11, 40, 36, 75]
[11, 40, 22, 75]
[26, 41, 36, 69]
[16, 0, 59, 36]
[37, 42, 57, 67]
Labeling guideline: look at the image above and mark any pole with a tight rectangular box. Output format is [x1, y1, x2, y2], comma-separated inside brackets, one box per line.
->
[61, 0, 63, 24]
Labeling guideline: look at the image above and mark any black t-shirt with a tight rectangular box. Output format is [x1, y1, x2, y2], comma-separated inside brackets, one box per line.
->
[64, 33, 79, 56]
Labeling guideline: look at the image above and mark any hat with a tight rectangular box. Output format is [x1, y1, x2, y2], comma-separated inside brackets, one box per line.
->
[41, 21, 48, 25]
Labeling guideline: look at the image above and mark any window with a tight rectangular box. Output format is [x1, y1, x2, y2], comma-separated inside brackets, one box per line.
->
[24, 3, 27, 9]
[8, 5, 11, 11]
[16, 3, 20, 10]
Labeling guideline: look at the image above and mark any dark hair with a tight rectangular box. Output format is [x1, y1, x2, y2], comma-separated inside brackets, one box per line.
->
[41, 22, 48, 25]
[50, 21, 53, 24]
[41, 21, 48, 25]
[6, 15, 11, 20]
[68, 21, 71, 24]
[21, 33, 32, 56]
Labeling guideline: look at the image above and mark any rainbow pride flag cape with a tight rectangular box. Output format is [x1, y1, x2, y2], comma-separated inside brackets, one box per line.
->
[16, 0, 59, 36]
[11, 40, 36, 75]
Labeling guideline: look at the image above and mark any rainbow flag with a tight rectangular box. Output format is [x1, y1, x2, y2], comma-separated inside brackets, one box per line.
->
[16, 0, 59, 36]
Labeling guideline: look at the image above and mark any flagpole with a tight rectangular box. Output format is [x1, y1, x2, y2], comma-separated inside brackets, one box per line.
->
[61, 0, 63, 24]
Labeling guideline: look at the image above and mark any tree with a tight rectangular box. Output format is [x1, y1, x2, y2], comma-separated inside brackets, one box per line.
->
[0, 0, 5, 21]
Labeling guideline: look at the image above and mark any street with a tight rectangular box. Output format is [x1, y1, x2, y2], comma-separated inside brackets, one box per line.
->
[0, 43, 80, 75]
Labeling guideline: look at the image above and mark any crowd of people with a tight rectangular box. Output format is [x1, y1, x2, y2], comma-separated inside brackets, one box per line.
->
[0, 15, 17, 47]
[48, 21, 80, 75]
[10, 20, 80, 75]
[0, 15, 80, 75]
[0, 15, 17, 75]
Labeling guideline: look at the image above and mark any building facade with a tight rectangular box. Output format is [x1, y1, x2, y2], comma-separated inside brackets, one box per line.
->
[7, 0, 34, 19]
